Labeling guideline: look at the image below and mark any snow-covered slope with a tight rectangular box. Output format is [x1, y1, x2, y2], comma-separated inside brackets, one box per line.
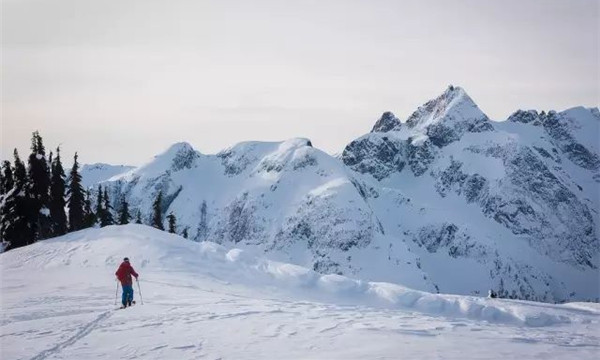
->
[2, 226, 599, 359]
[95, 86, 599, 303]
[80, 163, 134, 189]
[100, 138, 428, 289]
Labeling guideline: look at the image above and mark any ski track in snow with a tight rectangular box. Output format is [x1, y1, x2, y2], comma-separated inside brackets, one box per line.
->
[29, 311, 113, 360]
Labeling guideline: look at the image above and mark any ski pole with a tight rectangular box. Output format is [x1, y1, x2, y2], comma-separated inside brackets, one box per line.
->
[114, 280, 119, 306]
[136, 278, 144, 305]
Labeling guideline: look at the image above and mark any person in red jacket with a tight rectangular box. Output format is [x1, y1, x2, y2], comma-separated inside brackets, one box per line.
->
[115, 257, 139, 308]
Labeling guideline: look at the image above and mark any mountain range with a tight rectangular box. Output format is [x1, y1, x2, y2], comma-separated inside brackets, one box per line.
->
[89, 86, 600, 303]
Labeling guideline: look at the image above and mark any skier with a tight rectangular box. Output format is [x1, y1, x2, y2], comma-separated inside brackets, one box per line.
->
[115, 257, 139, 308]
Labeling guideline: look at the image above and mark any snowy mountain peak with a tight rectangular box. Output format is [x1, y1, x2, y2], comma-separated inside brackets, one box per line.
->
[107, 142, 201, 185]
[403, 85, 493, 147]
[152, 141, 200, 172]
[371, 112, 401, 133]
[158, 141, 198, 159]
[406, 85, 472, 127]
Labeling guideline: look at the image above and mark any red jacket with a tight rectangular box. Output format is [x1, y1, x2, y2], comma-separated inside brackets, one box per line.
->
[115, 261, 138, 286]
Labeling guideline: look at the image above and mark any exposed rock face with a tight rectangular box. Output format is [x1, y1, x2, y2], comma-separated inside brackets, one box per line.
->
[371, 112, 401, 133]
[97, 87, 599, 303]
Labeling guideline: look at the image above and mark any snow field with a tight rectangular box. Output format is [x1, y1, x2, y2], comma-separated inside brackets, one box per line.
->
[2, 225, 599, 359]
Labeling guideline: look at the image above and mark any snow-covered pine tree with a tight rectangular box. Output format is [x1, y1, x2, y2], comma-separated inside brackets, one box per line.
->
[135, 210, 142, 224]
[1, 160, 14, 195]
[1, 150, 34, 250]
[100, 188, 114, 227]
[95, 184, 103, 224]
[194, 200, 208, 241]
[167, 212, 177, 234]
[82, 190, 96, 228]
[27, 131, 51, 240]
[0, 164, 4, 198]
[152, 191, 164, 230]
[118, 197, 131, 225]
[49, 147, 67, 236]
[182, 227, 189, 239]
[67, 153, 85, 231]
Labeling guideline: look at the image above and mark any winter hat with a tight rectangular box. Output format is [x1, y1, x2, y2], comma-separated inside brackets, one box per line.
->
[123, 257, 130, 262]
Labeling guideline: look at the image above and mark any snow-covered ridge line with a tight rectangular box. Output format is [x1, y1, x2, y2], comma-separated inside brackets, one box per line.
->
[80, 163, 135, 189]
[83, 86, 599, 304]
[1, 225, 587, 327]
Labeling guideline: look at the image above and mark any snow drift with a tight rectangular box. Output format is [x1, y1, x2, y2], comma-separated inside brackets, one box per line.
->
[1, 225, 591, 327]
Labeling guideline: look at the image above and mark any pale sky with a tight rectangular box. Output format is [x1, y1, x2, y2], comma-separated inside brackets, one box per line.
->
[2, 0, 599, 166]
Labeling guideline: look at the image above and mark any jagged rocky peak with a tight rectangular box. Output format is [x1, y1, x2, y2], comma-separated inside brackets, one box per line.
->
[405, 85, 489, 127]
[403, 85, 493, 147]
[507, 110, 543, 125]
[371, 112, 401, 133]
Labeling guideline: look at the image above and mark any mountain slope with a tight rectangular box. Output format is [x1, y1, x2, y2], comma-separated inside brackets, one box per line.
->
[96, 87, 599, 303]
[2, 226, 599, 360]
[80, 163, 134, 189]
[101, 139, 430, 291]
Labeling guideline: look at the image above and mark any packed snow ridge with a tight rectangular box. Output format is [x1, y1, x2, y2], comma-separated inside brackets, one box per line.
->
[2, 226, 599, 360]
[2, 225, 576, 327]
[88, 85, 599, 304]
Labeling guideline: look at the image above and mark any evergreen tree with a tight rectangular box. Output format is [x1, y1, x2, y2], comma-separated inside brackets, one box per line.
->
[118, 197, 131, 225]
[95, 184, 104, 224]
[49, 147, 67, 236]
[67, 153, 85, 231]
[27, 131, 51, 240]
[100, 188, 114, 227]
[181, 227, 189, 239]
[82, 190, 96, 228]
[195, 200, 208, 241]
[151, 191, 164, 230]
[1, 160, 14, 195]
[135, 210, 142, 224]
[167, 212, 177, 234]
[1, 150, 34, 250]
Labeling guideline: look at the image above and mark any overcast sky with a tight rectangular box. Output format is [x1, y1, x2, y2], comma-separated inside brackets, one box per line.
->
[2, 0, 598, 166]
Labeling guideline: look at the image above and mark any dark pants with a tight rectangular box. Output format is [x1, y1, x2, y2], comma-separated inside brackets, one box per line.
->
[122, 284, 134, 306]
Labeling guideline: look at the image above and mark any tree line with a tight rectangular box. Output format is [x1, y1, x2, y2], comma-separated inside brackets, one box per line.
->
[0, 131, 185, 252]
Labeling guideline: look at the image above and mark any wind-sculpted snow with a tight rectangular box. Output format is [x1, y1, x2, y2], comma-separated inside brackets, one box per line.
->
[0, 226, 580, 327]
[91, 86, 599, 303]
